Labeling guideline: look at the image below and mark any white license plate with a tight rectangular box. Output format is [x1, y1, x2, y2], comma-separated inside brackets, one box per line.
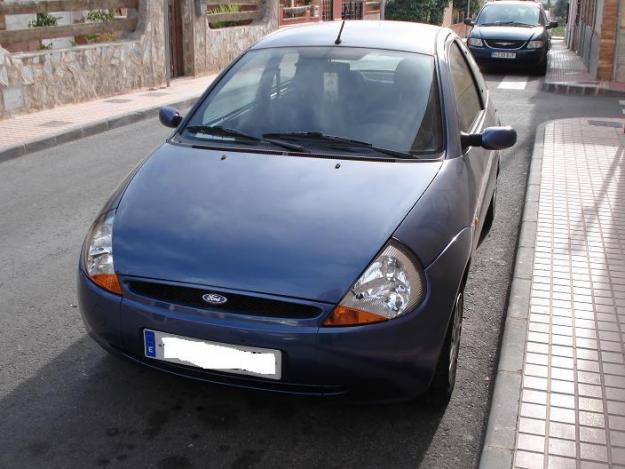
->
[492, 51, 516, 59]
[143, 329, 282, 380]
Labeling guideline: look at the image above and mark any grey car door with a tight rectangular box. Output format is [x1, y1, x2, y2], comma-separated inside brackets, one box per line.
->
[448, 39, 496, 250]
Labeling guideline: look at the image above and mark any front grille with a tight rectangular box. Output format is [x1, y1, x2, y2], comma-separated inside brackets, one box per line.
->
[485, 39, 526, 49]
[127, 281, 322, 319]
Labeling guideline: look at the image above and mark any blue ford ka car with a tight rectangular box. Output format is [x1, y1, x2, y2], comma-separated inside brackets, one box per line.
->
[79, 21, 516, 402]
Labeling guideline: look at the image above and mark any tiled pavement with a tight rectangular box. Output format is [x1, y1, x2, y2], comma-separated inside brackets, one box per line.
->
[514, 119, 625, 468]
[513, 119, 625, 468]
[483, 117, 625, 468]
[0, 74, 216, 160]
[545, 41, 625, 97]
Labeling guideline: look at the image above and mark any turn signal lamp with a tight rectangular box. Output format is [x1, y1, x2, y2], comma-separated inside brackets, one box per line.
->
[84, 211, 122, 295]
[323, 241, 424, 326]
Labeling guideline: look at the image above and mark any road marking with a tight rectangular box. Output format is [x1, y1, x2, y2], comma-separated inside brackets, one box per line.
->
[619, 100, 625, 106]
[497, 75, 528, 90]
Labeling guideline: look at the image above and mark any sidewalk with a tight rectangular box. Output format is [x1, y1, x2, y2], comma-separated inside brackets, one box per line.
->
[481, 117, 625, 468]
[545, 40, 625, 97]
[0, 74, 216, 162]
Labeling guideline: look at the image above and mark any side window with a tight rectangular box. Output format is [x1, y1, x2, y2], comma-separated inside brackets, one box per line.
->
[448, 42, 483, 133]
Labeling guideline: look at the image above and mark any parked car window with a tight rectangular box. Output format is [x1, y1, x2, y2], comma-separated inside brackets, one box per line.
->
[476, 3, 541, 26]
[449, 43, 482, 133]
[183, 47, 443, 156]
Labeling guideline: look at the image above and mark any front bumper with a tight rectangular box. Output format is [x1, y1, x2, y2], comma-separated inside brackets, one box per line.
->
[468, 45, 547, 69]
[78, 232, 469, 400]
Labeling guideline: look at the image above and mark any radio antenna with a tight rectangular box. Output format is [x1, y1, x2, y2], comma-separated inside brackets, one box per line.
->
[335, 20, 346, 45]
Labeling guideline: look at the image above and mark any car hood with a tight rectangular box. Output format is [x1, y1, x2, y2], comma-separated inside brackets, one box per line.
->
[113, 144, 442, 303]
[472, 25, 543, 41]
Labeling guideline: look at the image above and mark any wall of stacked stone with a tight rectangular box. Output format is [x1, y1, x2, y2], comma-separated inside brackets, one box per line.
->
[0, 0, 166, 119]
[182, 0, 279, 77]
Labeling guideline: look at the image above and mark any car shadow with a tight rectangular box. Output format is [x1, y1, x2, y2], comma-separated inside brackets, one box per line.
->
[0, 337, 445, 469]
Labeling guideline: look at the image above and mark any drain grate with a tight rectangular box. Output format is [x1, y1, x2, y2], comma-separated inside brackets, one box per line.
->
[104, 98, 133, 104]
[588, 120, 622, 128]
[39, 120, 71, 128]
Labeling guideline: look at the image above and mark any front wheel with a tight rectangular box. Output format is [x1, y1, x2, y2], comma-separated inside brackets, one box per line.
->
[427, 287, 464, 403]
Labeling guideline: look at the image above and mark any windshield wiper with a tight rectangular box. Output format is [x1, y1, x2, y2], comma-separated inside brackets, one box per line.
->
[482, 21, 535, 27]
[262, 132, 415, 159]
[186, 125, 260, 141]
[185, 125, 305, 152]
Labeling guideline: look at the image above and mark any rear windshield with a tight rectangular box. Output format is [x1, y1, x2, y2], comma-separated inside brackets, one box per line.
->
[181, 47, 443, 158]
[476, 4, 541, 26]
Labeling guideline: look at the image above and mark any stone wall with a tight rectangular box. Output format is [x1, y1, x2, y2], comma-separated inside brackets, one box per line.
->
[181, 0, 279, 77]
[0, 0, 166, 118]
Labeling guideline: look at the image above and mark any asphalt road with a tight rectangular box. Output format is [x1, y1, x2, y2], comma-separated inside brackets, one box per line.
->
[0, 70, 622, 469]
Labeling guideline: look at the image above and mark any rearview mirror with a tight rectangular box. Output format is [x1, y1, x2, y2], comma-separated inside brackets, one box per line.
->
[461, 126, 517, 150]
[547, 21, 558, 29]
[464, 18, 474, 26]
[159, 106, 183, 128]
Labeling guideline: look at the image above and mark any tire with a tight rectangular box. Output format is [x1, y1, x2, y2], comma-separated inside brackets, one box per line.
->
[427, 286, 465, 403]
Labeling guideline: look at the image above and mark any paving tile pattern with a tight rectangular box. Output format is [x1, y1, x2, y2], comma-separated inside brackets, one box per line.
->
[545, 41, 625, 95]
[513, 119, 625, 468]
[546, 42, 594, 84]
[0, 75, 215, 152]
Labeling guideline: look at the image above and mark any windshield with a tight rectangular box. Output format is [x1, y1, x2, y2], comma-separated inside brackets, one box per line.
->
[476, 4, 541, 26]
[180, 47, 443, 158]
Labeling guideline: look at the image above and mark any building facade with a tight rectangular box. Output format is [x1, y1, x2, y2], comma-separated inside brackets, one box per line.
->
[566, 0, 625, 82]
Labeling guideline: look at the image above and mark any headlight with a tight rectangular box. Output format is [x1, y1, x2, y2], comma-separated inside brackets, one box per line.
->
[468, 37, 484, 47]
[83, 210, 122, 295]
[527, 40, 544, 49]
[323, 241, 424, 326]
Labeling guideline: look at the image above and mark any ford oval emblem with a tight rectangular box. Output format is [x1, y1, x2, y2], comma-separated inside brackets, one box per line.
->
[202, 293, 228, 305]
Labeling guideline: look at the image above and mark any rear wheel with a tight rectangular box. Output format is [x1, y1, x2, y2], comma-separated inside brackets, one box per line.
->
[427, 286, 464, 403]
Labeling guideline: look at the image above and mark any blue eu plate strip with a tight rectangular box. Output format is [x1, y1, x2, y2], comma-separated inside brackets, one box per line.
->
[144, 329, 156, 358]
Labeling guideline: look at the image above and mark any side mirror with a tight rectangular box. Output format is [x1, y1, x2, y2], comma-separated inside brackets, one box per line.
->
[461, 126, 517, 150]
[159, 106, 183, 128]
[464, 18, 474, 26]
[547, 21, 558, 29]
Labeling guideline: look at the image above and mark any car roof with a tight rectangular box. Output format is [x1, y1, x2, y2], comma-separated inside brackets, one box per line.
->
[250, 20, 444, 55]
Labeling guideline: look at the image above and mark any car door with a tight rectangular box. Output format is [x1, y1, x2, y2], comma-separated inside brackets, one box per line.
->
[447, 39, 496, 250]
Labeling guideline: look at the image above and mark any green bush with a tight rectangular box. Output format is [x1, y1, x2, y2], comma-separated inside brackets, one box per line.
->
[208, 4, 242, 28]
[29, 12, 59, 27]
[554, 0, 569, 19]
[385, 0, 450, 25]
[86, 9, 115, 23]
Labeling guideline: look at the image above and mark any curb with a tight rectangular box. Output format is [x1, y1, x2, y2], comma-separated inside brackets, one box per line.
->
[542, 81, 625, 97]
[479, 121, 547, 469]
[0, 96, 200, 164]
